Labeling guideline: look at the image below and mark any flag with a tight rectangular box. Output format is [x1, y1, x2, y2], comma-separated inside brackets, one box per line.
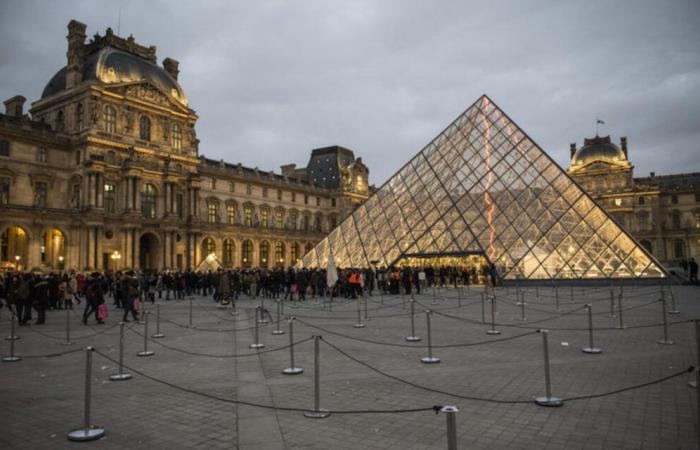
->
[326, 252, 338, 288]
[596, 119, 605, 124]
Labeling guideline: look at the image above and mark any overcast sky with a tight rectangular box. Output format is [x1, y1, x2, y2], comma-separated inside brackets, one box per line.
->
[1, 0, 698, 186]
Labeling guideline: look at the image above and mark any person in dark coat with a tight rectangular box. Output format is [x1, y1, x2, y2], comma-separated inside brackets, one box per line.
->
[83, 273, 105, 325]
[33, 276, 50, 325]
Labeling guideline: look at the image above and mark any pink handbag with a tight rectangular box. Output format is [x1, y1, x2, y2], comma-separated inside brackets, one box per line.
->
[97, 303, 108, 320]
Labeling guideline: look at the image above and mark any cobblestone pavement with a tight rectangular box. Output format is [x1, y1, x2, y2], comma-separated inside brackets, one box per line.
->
[0, 284, 698, 449]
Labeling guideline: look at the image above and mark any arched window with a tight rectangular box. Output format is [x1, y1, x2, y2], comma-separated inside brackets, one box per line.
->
[103, 105, 116, 133]
[260, 209, 269, 228]
[302, 214, 310, 231]
[171, 123, 182, 150]
[244, 205, 253, 227]
[223, 239, 234, 267]
[259, 241, 269, 268]
[275, 241, 285, 267]
[202, 237, 216, 256]
[226, 204, 237, 224]
[674, 239, 686, 259]
[275, 210, 284, 229]
[289, 211, 298, 230]
[241, 240, 253, 268]
[637, 211, 649, 231]
[139, 116, 151, 141]
[141, 183, 157, 218]
[75, 103, 83, 131]
[207, 201, 218, 223]
[291, 242, 299, 263]
[55, 110, 64, 131]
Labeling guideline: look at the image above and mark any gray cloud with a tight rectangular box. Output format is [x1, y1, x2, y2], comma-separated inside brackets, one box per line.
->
[1, 0, 699, 185]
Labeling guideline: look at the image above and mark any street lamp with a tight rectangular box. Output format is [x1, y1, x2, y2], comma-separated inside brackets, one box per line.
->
[14, 255, 20, 272]
[58, 255, 64, 271]
[111, 251, 122, 270]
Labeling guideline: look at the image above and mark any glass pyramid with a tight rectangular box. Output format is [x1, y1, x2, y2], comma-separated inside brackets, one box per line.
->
[300, 95, 666, 279]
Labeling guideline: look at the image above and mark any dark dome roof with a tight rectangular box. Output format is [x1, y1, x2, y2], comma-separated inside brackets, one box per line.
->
[572, 136, 626, 166]
[41, 48, 188, 107]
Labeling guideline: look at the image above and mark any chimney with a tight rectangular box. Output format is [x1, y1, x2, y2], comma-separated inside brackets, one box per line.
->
[65, 20, 87, 89]
[3, 95, 26, 117]
[620, 136, 628, 159]
[163, 57, 180, 80]
[650, 172, 655, 178]
[569, 143, 576, 159]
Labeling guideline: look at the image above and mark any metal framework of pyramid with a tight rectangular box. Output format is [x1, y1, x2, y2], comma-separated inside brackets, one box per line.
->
[300, 95, 666, 279]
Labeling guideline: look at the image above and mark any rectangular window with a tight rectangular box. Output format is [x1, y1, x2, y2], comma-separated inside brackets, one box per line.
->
[671, 194, 678, 204]
[304, 194, 308, 205]
[209, 178, 216, 190]
[176, 194, 183, 219]
[330, 215, 337, 228]
[244, 206, 253, 226]
[275, 210, 283, 229]
[104, 183, 115, 213]
[35, 181, 48, 208]
[316, 196, 320, 206]
[208, 203, 217, 223]
[331, 198, 337, 208]
[0, 140, 9, 157]
[263, 187, 268, 198]
[229, 181, 235, 193]
[261, 209, 269, 228]
[638, 196, 645, 205]
[0, 176, 10, 205]
[291, 192, 296, 202]
[227, 205, 236, 224]
[246, 184, 252, 195]
[277, 189, 282, 200]
[37, 147, 47, 163]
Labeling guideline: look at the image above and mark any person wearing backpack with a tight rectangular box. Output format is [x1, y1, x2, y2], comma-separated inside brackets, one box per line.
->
[82, 273, 105, 325]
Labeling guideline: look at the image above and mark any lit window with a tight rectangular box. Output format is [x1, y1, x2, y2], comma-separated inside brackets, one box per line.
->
[37, 147, 47, 163]
[141, 183, 157, 218]
[244, 206, 253, 226]
[103, 106, 116, 133]
[614, 198, 622, 207]
[261, 209, 269, 228]
[275, 241, 285, 267]
[209, 178, 216, 190]
[171, 123, 182, 150]
[227, 205, 236, 224]
[139, 116, 151, 141]
[104, 184, 115, 213]
[260, 241, 269, 267]
[223, 240, 234, 267]
[241, 240, 253, 267]
[229, 181, 235, 192]
[208, 203, 218, 223]
[275, 210, 283, 229]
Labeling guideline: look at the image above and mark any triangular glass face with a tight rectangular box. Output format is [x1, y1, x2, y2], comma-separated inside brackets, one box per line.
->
[300, 95, 666, 279]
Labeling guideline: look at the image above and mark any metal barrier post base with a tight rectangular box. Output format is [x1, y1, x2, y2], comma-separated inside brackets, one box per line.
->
[136, 350, 154, 357]
[67, 427, 105, 442]
[249, 343, 265, 349]
[582, 347, 602, 354]
[272, 329, 285, 336]
[353, 322, 366, 329]
[151, 333, 165, 339]
[2, 356, 21, 362]
[668, 309, 680, 315]
[486, 330, 501, 335]
[534, 396, 563, 407]
[405, 336, 421, 342]
[421, 356, 440, 364]
[656, 339, 675, 346]
[689, 380, 697, 388]
[109, 373, 132, 381]
[304, 409, 330, 419]
[282, 367, 304, 375]
[61, 341, 74, 346]
[5, 336, 19, 341]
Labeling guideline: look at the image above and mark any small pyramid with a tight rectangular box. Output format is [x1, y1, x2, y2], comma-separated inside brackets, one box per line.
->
[300, 95, 665, 279]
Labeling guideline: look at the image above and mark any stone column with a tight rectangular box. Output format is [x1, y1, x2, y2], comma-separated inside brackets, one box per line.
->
[96, 173, 103, 208]
[134, 177, 141, 212]
[133, 229, 140, 269]
[95, 226, 103, 270]
[122, 228, 131, 270]
[164, 231, 171, 270]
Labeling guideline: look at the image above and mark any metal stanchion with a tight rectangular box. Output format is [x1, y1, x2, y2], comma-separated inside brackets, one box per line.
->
[608, 289, 616, 318]
[555, 286, 560, 311]
[67, 347, 105, 441]
[137, 312, 154, 357]
[486, 296, 500, 335]
[110, 322, 132, 381]
[304, 335, 330, 418]
[188, 298, 193, 327]
[432, 286, 438, 305]
[516, 290, 525, 306]
[480, 292, 486, 324]
[363, 295, 368, 322]
[62, 308, 73, 345]
[690, 320, 699, 389]
[441, 405, 459, 450]
[250, 307, 265, 349]
[230, 297, 240, 316]
[457, 286, 462, 307]
[616, 293, 624, 329]
[5, 314, 19, 341]
[405, 299, 421, 342]
[2, 323, 21, 362]
[258, 298, 268, 324]
[570, 284, 574, 302]
[272, 300, 285, 335]
[656, 296, 674, 345]
[534, 330, 563, 407]
[666, 287, 679, 315]
[581, 304, 601, 354]
[421, 310, 440, 364]
[353, 299, 365, 328]
[517, 297, 527, 321]
[282, 317, 303, 375]
[152, 304, 164, 339]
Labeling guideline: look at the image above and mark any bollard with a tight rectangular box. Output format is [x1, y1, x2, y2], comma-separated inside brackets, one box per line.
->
[250, 307, 265, 349]
[230, 298, 240, 316]
[61, 308, 73, 346]
[480, 292, 486, 324]
[152, 304, 165, 339]
[5, 314, 19, 341]
[272, 300, 285, 335]
[656, 296, 674, 345]
[67, 347, 105, 441]
[555, 286, 560, 311]
[137, 312, 155, 357]
[441, 405, 459, 450]
[188, 298, 193, 327]
[304, 335, 330, 418]
[421, 310, 440, 364]
[258, 298, 268, 324]
[405, 299, 421, 342]
[616, 293, 624, 329]
[486, 296, 500, 335]
[534, 330, 563, 407]
[282, 317, 303, 375]
[517, 297, 527, 321]
[608, 289, 616, 318]
[353, 299, 365, 328]
[110, 322, 132, 381]
[516, 290, 525, 307]
[2, 322, 21, 362]
[581, 304, 602, 354]
[667, 286, 679, 315]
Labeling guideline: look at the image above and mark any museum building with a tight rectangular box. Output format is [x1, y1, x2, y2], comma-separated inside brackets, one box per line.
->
[0, 20, 370, 272]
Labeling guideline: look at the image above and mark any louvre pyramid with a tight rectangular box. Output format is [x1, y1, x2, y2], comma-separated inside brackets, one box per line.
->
[300, 95, 666, 279]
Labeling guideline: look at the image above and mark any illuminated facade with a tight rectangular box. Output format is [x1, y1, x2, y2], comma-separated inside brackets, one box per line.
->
[300, 95, 666, 279]
[0, 20, 371, 272]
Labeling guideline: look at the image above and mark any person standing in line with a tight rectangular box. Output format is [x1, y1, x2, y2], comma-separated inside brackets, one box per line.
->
[83, 273, 105, 325]
[33, 276, 50, 325]
[121, 272, 140, 322]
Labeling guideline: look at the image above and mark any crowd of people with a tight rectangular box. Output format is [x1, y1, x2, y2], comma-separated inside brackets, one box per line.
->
[0, 264, 496, 327]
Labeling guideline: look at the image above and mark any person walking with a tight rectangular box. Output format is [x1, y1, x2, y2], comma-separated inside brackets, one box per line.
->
[121, 272, 140, 322]
[83, 273, 105, 325]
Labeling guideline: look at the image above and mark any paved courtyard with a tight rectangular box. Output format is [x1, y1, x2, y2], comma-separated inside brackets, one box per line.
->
[0, 283, 698, 449]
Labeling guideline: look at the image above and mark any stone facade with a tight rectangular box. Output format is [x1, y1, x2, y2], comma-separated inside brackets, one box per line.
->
[0, 20, 370, 272]
[568, 135, 700, 269]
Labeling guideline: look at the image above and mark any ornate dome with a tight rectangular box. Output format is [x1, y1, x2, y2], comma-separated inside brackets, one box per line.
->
[41, 47, 188, 107]
[572, 135, 626, 166]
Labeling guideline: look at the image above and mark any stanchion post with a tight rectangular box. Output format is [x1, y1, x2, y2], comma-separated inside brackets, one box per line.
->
[582, 304, 601, 354]
[282, 317, 303, 375]
[353, 299, 365, 328]
[534, 330, 563, 407]
[656, 296, 674, 345]
[67, 347, 105, 441]
[152, 304, 164, 338]
[516, 290, 524, 306]
[304, 335, 330, 418]
[667, 286, 679, 315]
[2, 320, 21, 362]
[406, 299, 421, 342]
[250, 307, 265, 349]
[272, 300, 284, 335]
[480, 292, 486, 324]
[363, 295, 368, 322]
[555, 286, 560, 311]
[421, 310, 440, 364]
[5, 314, 19, 341]
[258, 298, 268, 324]
[517, 297, 527, 321]
[608, 289, 616, 318]
[457, 286, 462, 307]
[62, 308, 73, 346]
[690, 319, 699, 389]
[137, 312, 154, 357]
[110, 322, 132, 381]
[616, 293, 624, 329]
[441, 405, 459, 450]
[486, 295, 500, 335]
[188, 298, 193, 327]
